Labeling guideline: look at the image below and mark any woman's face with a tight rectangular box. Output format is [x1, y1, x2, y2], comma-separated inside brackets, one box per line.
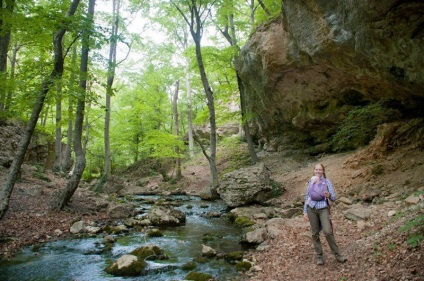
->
[314, 164, 324, 178]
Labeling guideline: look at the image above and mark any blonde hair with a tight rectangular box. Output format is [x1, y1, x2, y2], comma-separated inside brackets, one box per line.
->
[314, 163, 327, 178]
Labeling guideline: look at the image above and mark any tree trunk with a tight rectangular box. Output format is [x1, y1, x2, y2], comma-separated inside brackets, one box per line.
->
[191, 25, 219, 197]
[237, 73, 258, 163]
[62, 45, 77, 173]
[54, 80, 63, 171]
[249, 0, 255, 27]
[52, 0, 95, 211]
[185, 54, 194, 158]
[173, 80, 182, 179]
[83, 98, 91, 154]
[5, 40, 18, 111]
[104, 0, 120, 178]
[183, 27, 195, 158]
[0, 0, 81, 219]
[0, 0, 14, 111]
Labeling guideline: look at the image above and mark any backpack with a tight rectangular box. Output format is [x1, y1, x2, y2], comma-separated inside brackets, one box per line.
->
[308, 179, 326, 201]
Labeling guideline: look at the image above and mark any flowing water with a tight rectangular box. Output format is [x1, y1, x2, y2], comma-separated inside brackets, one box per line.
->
[0, 195, 245, 281]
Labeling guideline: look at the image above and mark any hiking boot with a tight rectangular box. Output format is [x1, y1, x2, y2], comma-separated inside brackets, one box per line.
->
[316, 257, 324, 265]
[335, 255, 347, 263]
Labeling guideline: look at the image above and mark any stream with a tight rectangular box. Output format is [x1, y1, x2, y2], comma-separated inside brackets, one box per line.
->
[0, 195, 245, 281]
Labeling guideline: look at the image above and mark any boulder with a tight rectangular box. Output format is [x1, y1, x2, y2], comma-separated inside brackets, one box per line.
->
[86, 226, 101, 234]
[230, 206, 276, 219]
[201, 244, 217, 257]
[105, 254, 147, 277]
[103, 175, 126, 194]
[130, 244, 168, 261]
[338, 197, 353, 205]
[241, 228, 267, 244]
[343, 204, 371, 221]
[70, 221, 85, 234]
[404, 194, 423, 205]
[107, 203, 135, 219]
[147, 205, 186, 226]
[217, 163, 274, 207]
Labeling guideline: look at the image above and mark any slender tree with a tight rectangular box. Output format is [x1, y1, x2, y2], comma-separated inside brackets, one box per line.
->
[104, 0, 121, 178]
[4, 39, 19, 110]
[52, 0, 95, 211]
[172, 0, 219, 198]
[173, 80, 182, 179]
[53, 80, 63, 171]
[0, 0, 15, 111]
[62, 45, 77, 173]
[0, 0, 81, 219]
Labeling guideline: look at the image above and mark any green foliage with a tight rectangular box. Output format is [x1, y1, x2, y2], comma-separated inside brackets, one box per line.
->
[331, 101, 401, 151]
[270, 180, 283, 197]
[254, 0, 282, 27]
[218, 136, 252, 175]
[32, 171, 51, 182]
[3, 0, 286, 186]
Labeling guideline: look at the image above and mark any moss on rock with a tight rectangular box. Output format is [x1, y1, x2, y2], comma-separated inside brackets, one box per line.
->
[185, 271, 214, 281]
[130, 244, 168, 260]
[235, 261, 252, 271]
[147, 228, 164, 237]
[234, 216, 255, 227]
[181, 261, 197, 271]
[224, 251, 244, 262]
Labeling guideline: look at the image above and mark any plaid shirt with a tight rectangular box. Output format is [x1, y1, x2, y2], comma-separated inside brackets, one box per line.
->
[303, 177, 336, 214]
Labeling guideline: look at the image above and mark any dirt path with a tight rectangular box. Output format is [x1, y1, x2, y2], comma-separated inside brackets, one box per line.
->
[240, 149, 424, 281]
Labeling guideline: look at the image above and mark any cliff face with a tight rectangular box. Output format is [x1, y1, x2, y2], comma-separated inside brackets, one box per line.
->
[237, 0, 424, 153]
[0, 120, 53, 169]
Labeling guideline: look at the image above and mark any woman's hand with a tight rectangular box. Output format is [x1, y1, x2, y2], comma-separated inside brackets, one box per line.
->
[324, 191, 330, 198]
[303, 214, 309, 221]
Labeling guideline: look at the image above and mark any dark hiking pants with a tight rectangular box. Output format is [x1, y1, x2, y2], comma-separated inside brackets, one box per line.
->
[307, 206, 341, 258]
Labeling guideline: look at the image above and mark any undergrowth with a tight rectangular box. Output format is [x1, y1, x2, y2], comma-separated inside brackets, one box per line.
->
[331, 100, 401, 151]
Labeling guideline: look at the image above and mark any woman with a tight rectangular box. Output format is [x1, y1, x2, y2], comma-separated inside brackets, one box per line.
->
[303, 163, 347, 265]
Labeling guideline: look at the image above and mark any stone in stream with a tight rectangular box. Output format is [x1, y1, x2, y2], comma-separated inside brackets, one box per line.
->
[105, 254, 147, 277]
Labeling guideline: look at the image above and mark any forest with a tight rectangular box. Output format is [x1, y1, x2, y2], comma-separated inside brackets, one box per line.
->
[1, 1, 423, 280]
[0, 0, 279, 215]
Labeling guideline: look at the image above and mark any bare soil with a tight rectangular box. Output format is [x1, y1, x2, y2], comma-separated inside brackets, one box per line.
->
[0, 141, 423, 281]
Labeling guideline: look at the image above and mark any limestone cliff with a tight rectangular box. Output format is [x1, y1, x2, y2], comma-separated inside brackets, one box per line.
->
[237, 0, 424, 153]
